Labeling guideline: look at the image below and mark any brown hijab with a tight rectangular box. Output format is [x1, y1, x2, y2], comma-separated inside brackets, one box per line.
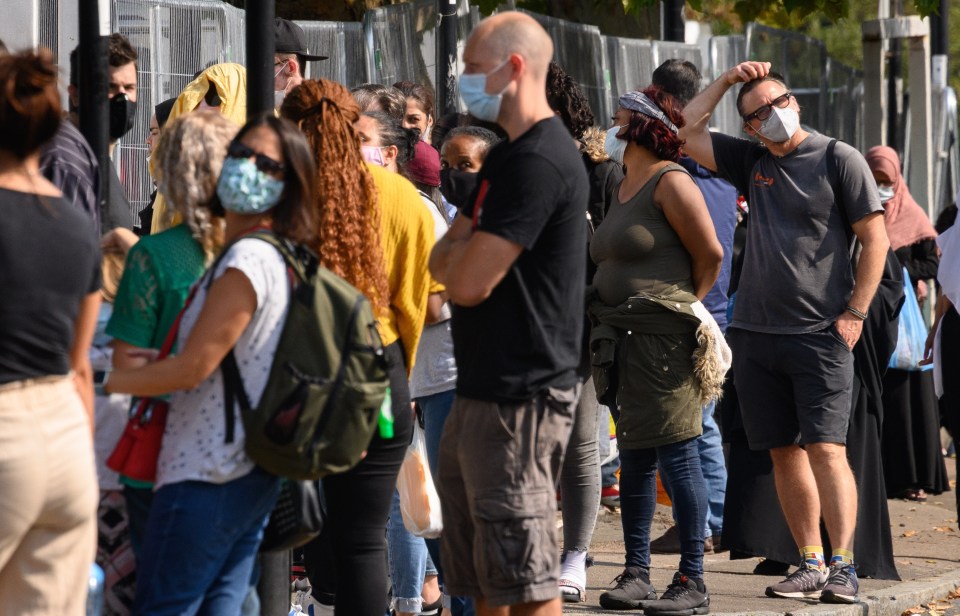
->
[865, 145, 937, 250]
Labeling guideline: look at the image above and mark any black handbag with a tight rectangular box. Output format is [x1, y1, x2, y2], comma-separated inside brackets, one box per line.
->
[260, 479, 326, 553]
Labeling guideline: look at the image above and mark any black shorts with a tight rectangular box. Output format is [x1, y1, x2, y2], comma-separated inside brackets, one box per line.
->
[728, 326, 854, 450]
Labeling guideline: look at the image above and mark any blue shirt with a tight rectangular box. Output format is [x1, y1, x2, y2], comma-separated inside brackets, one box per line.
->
[679, 156, 737, 332]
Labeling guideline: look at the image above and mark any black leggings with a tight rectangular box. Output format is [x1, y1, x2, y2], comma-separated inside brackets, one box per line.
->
[304, 341, 413, 616]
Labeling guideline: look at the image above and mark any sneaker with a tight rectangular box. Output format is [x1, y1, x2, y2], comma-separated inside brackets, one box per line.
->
[601, 484, 621, 508]
[820, 563, 859, 604]
[644, 572, 710, 616]
[764, 563, 828, 599]
[598, 566, 657, 610]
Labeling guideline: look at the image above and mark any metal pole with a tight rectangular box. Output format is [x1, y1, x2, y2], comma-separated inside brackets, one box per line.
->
[930, 0, 948, 56]
[247, 3, 286, 608]
[78, 0, 110, 231]
[246, 0, 275, 117]
[661, 0, 685, 42]
[437, 0, 459, 115]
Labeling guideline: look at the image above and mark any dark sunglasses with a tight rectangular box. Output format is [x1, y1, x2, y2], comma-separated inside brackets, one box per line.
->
[228, 142, 285, 175]
[742, 91, 793, 124]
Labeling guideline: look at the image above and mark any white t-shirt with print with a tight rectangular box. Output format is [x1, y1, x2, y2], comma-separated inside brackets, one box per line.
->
[155, 238, 289, 489]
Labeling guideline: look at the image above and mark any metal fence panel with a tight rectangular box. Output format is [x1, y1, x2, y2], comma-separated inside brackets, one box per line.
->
[708, 35, 746, 136]
[652, 41, 702, 71]
[112, 0, 245, 218]
[604, 35, 654, 102]
[294, 21, 366, 86]
[824, 58, 863, 148]
[525, 11, 611, 127]
[363, 0, 433, 88]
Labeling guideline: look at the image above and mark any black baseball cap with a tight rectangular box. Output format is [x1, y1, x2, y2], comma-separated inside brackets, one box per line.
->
[275, 18, 328, 61]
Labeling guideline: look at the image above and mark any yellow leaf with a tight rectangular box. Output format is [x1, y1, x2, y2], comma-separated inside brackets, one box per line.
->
[903, 530, 918, 537]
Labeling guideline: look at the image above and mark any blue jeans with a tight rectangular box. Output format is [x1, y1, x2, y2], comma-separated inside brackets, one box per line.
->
[417, 389, 474, 616]
[660, 401, 727, 537]
[620, 438, 707, 578]
[133, 467, 281, 615]
[387, 488, 437, 613]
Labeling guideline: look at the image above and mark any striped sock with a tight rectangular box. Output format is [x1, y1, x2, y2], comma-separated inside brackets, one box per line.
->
[800, 545, 827, 573]
[830, 548, 855, 567]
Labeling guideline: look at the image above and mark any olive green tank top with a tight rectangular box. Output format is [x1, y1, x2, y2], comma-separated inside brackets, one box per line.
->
[590, 163, 695, 306]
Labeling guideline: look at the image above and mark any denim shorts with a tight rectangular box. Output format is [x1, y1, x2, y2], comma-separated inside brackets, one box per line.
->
[436, 387, 578, 607]
[729, 326, 854, 450]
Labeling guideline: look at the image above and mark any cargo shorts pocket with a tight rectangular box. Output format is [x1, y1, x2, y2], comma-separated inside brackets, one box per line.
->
[474, 490, 553, 589]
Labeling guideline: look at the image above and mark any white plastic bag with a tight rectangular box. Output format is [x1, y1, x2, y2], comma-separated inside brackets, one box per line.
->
[397, 423, 443, 538]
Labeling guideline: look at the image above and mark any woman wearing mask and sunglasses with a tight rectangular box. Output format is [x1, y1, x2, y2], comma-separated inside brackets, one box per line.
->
[105, 114, 318, 615]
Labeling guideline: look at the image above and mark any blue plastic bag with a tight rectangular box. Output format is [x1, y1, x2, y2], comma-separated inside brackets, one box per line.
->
[889, 267, 932, 371]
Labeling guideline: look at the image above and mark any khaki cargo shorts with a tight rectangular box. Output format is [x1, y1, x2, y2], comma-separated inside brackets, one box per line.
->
[436, 386, 579, 607]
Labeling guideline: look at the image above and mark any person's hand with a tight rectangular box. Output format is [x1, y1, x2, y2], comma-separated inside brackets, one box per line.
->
[101, 227, 140, 255]
[725, 62, 772, 85]
[834, 311, 864, 350]
[916, 279, 928, 307]
[920, 325, 937, 366]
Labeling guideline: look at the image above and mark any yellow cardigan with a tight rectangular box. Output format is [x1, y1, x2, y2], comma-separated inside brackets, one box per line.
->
[366, 163, 438, 375]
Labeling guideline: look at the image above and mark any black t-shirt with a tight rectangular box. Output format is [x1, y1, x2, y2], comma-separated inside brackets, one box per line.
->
[453, 117, 589, 402]
[0, 188, 101, 384]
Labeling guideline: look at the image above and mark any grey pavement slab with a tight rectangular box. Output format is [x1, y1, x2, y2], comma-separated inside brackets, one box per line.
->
[561, 461, 960, 615]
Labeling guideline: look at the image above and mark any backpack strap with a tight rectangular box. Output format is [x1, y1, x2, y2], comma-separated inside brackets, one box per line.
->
[216, 230, 306, 444]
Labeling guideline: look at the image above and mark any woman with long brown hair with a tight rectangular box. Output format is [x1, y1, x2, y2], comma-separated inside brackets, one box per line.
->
[282, 79, 435, 616]
[0, 49, 101, 615]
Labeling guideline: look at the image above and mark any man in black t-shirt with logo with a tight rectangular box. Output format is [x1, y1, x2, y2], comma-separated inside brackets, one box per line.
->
[428, 11, 589, 616]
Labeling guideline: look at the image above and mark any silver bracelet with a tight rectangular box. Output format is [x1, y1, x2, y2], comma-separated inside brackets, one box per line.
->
[845, 305, 867, 320]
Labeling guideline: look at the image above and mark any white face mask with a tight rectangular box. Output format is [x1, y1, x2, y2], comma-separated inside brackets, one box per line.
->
[878, 185, 895, 203]
[757, 106, 800, 143]
[274, 64, 287, 109]
[604, 126, 627, 164]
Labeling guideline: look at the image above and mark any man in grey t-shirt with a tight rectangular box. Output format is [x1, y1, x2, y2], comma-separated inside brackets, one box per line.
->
[680, 62, 889, 604]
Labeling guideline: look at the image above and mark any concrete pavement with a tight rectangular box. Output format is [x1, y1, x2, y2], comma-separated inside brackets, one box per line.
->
[563, 467, 960, 615]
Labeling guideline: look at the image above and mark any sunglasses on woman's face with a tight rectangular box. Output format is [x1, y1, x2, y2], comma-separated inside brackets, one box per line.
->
[742, 91, 793, 124]
[228, 142, 285, 175]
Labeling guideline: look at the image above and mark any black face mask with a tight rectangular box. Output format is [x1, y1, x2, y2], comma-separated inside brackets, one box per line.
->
[109, 93, 137, 141]
[439, 168, 480, 209]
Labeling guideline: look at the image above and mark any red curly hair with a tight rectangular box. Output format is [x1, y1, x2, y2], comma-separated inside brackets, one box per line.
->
[620, 85, 686, 162]
[280, 79, 390, 315]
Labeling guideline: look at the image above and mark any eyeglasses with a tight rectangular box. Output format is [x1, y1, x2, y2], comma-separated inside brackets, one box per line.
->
[228, 142, 285, 175]
[742, 92, 793, 124]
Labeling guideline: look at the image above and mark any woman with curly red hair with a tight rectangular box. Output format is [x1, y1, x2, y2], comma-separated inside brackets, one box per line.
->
[281, 79, 435, 616]
[590, 86, 724, 615]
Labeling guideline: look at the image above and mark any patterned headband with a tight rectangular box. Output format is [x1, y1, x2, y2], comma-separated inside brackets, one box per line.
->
[618, 91, 679, 135]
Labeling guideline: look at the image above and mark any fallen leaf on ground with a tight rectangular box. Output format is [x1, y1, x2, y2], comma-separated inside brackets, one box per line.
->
[926, 560, 938, 564]
[902, 530, 918, 537]
[946, 588, 960, 599]
[902, 606, 925, 615]
[934, 526, 955, 532]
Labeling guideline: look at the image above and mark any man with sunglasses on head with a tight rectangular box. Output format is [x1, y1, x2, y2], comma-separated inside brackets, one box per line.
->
[679, 61, 889, 605]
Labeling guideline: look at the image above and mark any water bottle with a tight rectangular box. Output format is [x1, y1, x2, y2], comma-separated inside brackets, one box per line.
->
[86, 563, 104, 616]
[378, 386, 394, 439]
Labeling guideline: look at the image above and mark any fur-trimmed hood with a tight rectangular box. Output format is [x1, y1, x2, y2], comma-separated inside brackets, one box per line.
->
[580, 126, 611, 164]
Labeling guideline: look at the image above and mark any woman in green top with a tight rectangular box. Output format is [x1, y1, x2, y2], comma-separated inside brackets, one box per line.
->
[591, 87, 722, 615]
[105, 110, 239, 557]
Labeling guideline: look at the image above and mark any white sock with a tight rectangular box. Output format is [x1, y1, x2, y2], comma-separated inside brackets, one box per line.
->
[560, 550, 588, 588]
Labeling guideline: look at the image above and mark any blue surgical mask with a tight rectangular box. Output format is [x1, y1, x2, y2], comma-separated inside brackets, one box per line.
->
[216, 157, 285, 214]
[458, 59, 510, 123]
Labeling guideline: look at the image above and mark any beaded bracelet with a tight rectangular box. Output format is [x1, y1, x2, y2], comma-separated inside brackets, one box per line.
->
[845, 305, 867, 320]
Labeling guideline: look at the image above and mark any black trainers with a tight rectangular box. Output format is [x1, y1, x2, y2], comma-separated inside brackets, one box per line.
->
[765, 563, 828, 599]
[820, 563, 859, 604]
[598, 566, 657, 610]
[644, 572, 710, 616]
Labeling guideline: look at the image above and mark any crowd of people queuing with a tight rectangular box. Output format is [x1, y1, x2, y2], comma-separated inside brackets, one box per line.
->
[0, 9, 958, 616]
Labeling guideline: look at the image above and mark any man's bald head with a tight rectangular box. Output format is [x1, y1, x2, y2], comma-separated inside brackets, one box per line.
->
[469, 12, 553, 80]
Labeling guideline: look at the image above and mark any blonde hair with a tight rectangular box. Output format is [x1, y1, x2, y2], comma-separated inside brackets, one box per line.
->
[100, 249, 125, 303]
[152, 110, 237, 261]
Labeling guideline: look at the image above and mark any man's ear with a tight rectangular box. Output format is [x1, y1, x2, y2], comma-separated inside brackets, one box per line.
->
[68, 84, 79, 109]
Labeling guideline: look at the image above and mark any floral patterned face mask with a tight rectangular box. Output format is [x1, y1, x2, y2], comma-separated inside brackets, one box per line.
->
[216, 156, 285, 214]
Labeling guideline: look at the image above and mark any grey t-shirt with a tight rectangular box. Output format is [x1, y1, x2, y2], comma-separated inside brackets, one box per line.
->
[712, 132, 882, 334]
